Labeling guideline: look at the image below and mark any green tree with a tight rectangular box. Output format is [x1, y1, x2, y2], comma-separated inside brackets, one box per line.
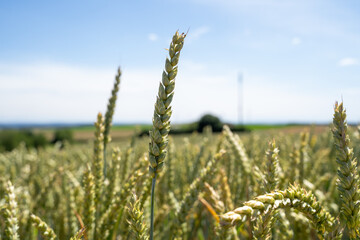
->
[52, 129, 74, 144]
[197, 114, 223, 132]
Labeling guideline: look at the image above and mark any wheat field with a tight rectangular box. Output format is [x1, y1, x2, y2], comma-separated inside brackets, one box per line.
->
[1, 31, 360, 240]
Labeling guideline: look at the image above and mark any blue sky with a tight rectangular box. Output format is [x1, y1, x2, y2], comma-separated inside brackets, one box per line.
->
[0, 0, 359, 124]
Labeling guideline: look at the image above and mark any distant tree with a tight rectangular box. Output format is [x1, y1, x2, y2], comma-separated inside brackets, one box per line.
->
[32, 133, 48, 149]
[52, 129, 74, 145]
[197, 114, 223, 132]
[0, 130, 48, 152]
[0, 131, 21, 151]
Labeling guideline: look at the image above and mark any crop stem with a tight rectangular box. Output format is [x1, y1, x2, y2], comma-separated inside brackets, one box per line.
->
[150, 173, 157, 240]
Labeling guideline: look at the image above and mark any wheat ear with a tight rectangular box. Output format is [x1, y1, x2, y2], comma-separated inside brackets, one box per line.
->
[332, 101, 360, 239]
[103, 67, 122, 177]
[92, 112, 105, 204]
[83, 165, 95, 238]
[253, 139, 280, 239]
[264, 139, 279, 192]
[166, 139, 175, 192]
[222, 125, 261, 201]
[98, 169, 143, 239]
[220, 185, 335, 238]
[120, 146, 133, 183]
[2, 181, 19, 240]
[70, 228, 85, 240]
[299, 132, 309, 186]
[171, 150, 226, 237]
[203, 182, 225, 214]
[127, 193, 149, 240]
[92, 112, 105, 239]
[104, 148, 121, 210]
[219, 169, 233, 211]
[148, 30, 186, 240]
[288, 146, 299, 183]
[148, 31, 185, 176]
[222, 125, 252, 178]
[30, 214, 57, 240]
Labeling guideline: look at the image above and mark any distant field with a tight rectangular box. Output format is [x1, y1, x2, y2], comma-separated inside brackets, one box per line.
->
[69, 124, 151, 142]
[70, 124, 152, 131]
[244, 124, 330, 133]
[30, 124, 150, 142]
[20, 123, 331, 143]
[244, 124, 294, 130]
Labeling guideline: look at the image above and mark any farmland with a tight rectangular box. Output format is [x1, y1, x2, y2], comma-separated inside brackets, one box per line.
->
[1, 31, 360, 240]
[1, 114, 360, 239]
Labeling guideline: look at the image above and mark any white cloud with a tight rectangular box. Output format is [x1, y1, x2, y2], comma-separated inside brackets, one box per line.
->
[291, 37, 301, 45]
[0, 62, 115, 122]
[148, 33, 158, 41]
[1, 61, 359, 124]
[0, 61, 235, 123]
[191, 0, 296, 8]
[241, 73, 360, 123]
[181, 59, 207, 71]
[187, 26, 210, 41]
[338, 58, 359, 67]
[190, 0, 352, 38]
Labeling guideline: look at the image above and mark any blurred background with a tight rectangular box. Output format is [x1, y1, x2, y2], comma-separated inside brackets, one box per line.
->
[0, 0, 359, 148]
